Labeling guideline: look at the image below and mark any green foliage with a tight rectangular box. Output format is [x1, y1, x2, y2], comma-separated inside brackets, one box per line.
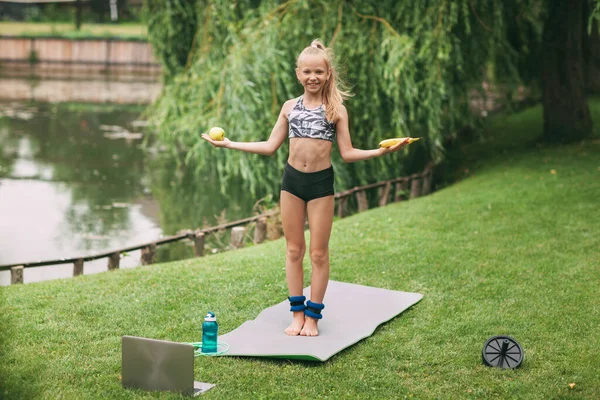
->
[11, 1, 142, 23]
[144, 0, 199, 80]
[590, 0, 600, 33]
[22, 3, 72, 23]
[146, 0, 541, 195]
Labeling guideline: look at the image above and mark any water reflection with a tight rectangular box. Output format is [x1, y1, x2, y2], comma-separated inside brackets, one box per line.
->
[0, 100, 272, 286]
[0, 75, 161, 104]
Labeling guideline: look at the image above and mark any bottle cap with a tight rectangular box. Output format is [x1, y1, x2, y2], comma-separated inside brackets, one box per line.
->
[204, 311, 216, 322]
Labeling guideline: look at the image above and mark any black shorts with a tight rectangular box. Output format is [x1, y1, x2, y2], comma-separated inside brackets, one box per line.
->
[281, 162, 334, 202]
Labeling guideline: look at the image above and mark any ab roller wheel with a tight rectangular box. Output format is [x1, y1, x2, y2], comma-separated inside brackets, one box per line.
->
[482, 335, 524, 369]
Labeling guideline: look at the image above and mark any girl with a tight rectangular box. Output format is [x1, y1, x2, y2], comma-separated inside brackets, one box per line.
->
[202, 39, 408, 337]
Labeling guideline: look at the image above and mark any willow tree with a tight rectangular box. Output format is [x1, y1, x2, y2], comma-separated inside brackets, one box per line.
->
[541, 0, 593, 143]
[585, 1, 600, 93]
[144, 0, 546, 195]
[145, 0, 199, 80]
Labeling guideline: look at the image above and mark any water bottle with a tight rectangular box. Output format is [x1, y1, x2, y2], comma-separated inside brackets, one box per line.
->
[201, 311, 218, 353]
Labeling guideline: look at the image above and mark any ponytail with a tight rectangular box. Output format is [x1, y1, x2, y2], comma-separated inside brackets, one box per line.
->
[297, 39, 352, 122]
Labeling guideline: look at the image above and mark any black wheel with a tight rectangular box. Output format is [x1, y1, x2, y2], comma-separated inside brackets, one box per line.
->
[482, 335, 524, 369]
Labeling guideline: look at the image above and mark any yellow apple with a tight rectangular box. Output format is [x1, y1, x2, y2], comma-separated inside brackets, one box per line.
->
[208, 127, 225, 141]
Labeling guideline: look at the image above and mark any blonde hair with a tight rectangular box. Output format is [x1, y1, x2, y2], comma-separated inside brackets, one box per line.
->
[297, 39, 352, 122]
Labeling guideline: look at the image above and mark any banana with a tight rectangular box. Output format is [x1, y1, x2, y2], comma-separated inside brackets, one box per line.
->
[378, 137, 421, 148]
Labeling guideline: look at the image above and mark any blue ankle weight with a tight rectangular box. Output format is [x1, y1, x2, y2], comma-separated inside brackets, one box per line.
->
[288, 295, 306, 312]
[304, 300, 325, 319]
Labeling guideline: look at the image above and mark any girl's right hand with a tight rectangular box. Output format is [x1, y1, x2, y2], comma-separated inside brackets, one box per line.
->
[202, 133, 231, 148]
[378, 137, 410, 155]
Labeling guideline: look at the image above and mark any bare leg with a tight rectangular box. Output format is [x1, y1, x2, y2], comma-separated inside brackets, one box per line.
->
[300, 195, 334, 337]
[280, 190, 307, 336]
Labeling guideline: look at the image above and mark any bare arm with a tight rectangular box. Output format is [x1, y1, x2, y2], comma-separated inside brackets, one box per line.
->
[201, 101, 291, 156]
[336, 105, 408, 163]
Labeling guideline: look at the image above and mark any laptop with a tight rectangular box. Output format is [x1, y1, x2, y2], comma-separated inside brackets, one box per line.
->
[122, 336, 215, 397]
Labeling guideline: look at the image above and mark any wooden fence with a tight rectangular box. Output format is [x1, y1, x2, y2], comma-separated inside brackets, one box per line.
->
[0, 36, 161, 73]
[2, 165, 434, 285]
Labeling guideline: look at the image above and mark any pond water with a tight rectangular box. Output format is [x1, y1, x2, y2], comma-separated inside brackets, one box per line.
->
[0, 81, 272, 286]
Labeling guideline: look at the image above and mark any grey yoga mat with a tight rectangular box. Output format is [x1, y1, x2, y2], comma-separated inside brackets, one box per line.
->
[219, 280, 423, 362]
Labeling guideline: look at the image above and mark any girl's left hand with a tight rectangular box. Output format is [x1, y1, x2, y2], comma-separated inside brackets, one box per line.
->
[201, 133, 231, 148]
[379, 138, 410, 155]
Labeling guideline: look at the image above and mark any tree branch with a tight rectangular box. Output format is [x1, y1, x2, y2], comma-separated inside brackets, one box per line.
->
[354, 9, 400, 37]
[329, 1, 344, 48]
[470, 0, 492, 32]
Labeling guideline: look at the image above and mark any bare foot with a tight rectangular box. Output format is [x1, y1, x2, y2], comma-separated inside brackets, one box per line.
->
[300, 316, 319, 336]
[284, 311, 305, 336]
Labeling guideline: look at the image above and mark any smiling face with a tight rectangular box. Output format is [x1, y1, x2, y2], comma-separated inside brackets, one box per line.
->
[296, 54, 331, 95]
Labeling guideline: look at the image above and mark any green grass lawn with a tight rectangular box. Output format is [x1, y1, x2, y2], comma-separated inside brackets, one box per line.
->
[1, 103, 599, 399]
[0, 22, 146, 39]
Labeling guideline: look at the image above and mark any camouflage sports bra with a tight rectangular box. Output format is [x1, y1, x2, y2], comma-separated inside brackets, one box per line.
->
[288, 96, 335, 142]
